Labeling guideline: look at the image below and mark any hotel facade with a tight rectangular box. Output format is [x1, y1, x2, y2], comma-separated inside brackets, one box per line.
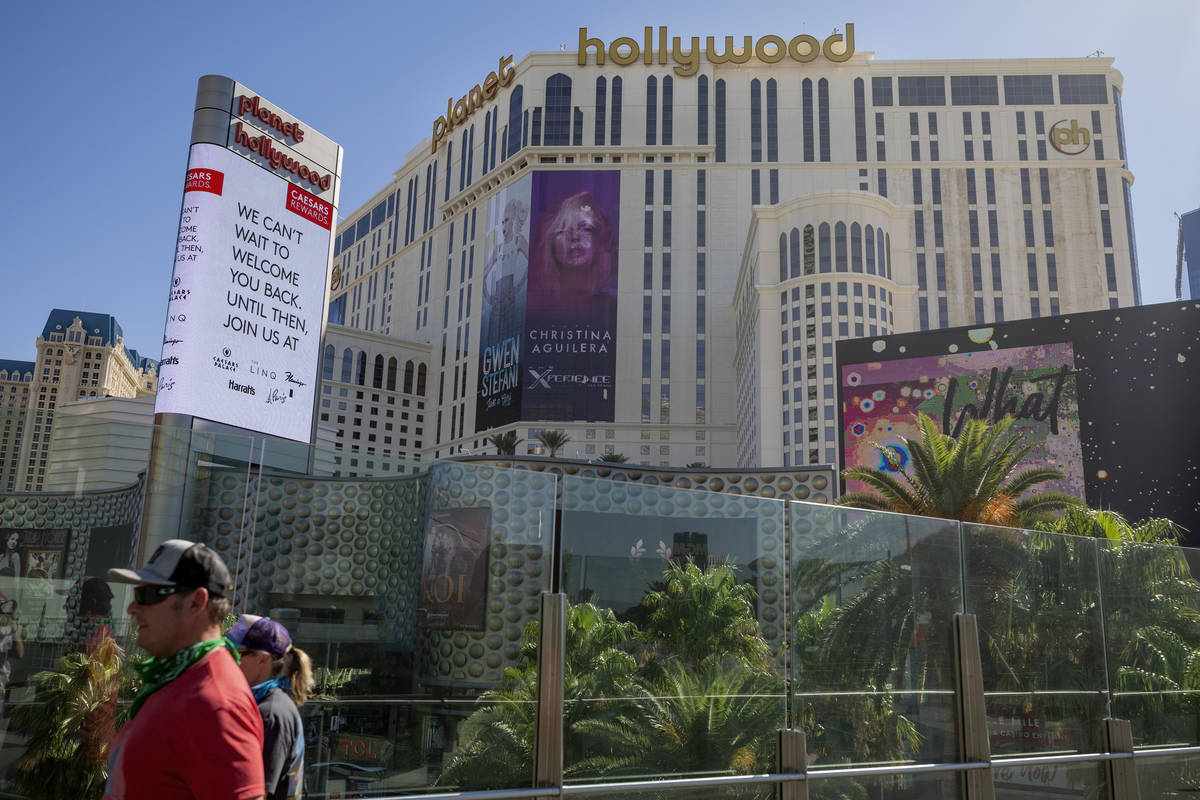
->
[322, 25, 1139, 470]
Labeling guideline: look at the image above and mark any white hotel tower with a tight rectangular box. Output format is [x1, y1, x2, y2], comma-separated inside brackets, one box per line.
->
[321, 26, 1138, 471]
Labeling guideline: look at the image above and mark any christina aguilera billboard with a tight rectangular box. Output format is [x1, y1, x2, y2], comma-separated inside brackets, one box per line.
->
[155, 78, 342, 443]
[475, 170, 620, 431]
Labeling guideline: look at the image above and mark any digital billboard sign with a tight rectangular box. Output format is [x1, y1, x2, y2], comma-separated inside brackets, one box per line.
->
[837, 301, 1200, 539]
[154, 79, 341, 443]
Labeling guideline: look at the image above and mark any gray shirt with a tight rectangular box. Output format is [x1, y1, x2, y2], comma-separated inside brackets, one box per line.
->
[257, 686, 304, 800]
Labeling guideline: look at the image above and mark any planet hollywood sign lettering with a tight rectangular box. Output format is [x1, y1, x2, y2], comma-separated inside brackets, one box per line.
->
[232, 94, 334, 191]
[430, 25, 854, 153]
[578, 24, 856, 75]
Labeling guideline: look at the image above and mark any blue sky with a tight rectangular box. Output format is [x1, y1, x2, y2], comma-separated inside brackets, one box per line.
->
[1, 0, 1196, 360]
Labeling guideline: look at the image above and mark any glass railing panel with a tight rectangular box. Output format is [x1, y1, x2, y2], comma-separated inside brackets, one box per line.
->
[1133, 750, 1200, 797]
[808, 770, 964, 799]
[993, 757, 1108, 799]
[1100, 536, 1200, 748]
[0, 423, 263, 796]
[964, 523, 1108, 755]
[790, 503, 962, 768]
[559, 474, 788, 785]
[257, 460, 556, 798]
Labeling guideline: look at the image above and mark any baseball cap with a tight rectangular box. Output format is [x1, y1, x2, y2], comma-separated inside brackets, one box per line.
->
[228, 614, 291, 659]
[107, 539, 233, 598]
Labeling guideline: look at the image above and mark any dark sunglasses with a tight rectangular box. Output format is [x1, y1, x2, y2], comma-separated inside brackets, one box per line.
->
[133, 584, 192, 606]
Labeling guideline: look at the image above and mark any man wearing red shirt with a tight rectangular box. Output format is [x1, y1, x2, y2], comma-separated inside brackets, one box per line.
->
[105, 539, 265, 800]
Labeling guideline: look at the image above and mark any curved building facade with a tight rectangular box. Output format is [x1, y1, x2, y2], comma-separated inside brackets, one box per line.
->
[323, 26, 1138, 470]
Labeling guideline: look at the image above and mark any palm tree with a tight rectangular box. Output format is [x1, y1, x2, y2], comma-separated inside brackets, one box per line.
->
[839, 412, 1079, 527]
[638, 560, 772, 672]
[487, 430, 522, 455]
[438, 602, 639, 789]
[597, 452, 629, 463]
[535, 429, 571, 458]
[685, 462, 710, 469]
[12, 637, 125, 800]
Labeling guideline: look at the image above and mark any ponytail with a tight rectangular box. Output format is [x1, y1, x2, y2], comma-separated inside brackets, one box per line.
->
[279, 646, 312, 707]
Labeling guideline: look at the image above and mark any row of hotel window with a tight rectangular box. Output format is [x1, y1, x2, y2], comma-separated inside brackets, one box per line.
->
[321, 346, 428, 396]
[332, 72, 1112, 259]
[779, 224, 891, 281]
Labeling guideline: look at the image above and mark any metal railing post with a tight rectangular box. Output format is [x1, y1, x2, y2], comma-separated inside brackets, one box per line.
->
[534, 592, 566, 799]
[954, 613, 995, 800]
[777, 728, 809, 800]
[1104, 718, 1139, 800]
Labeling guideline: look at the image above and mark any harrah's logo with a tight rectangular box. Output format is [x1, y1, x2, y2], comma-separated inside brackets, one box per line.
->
[233, 94, 333, 192]
[578, 24, 855, 76]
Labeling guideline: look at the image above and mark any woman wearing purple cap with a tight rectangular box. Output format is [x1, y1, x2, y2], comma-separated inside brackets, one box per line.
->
[228, 615, 313, 800]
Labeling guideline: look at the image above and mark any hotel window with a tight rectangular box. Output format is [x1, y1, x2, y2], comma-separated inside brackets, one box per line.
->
[1003, 75, 1054, 105]
[818, 78, 831, 161]
[819, 223, 831, 273]
[594, 77, 606, 145]
[898, 76, 946, 106]
[715, 79, 726, 162]
[767, 78, 778, 163]
[872, 76, 893, 106]
[802, 78, 814, 162]
[950, 75, 999, 105]
[697, 75, 709, 145]
[854, 78, 867, 162]
[1058, 74, 1108, 104]
[610, 77, 622, 145]
[506, 85, 523, 158]
[645, 75, 657, 145]
[804, 225, 815, 275]
[750, 79, 762, 162]
[662, 76, 673, 145]
[544, 74, 572, 146]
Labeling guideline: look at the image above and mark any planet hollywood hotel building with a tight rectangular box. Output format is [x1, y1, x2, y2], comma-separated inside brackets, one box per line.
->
[322, 25, 1139, 471]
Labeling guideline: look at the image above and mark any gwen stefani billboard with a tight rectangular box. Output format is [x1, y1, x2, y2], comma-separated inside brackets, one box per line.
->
[155, 77, 342, 443]
[837, 301, 1200, 541]
[475, 170, 619, 431]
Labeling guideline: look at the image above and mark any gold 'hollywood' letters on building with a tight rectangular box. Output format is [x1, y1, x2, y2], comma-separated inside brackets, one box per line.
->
[431, 55, 516, 154]
[578, 25, 855, 76]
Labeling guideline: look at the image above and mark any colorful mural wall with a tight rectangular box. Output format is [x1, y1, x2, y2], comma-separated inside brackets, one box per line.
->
[837, 301, 1200, 540]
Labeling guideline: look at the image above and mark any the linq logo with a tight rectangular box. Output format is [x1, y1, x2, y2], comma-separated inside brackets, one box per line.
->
[212, 347, 238, 372]
[1049, 120, 1091, 155]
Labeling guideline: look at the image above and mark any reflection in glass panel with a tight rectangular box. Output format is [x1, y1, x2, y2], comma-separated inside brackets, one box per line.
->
[1100, 535, 1200, 748]
[2, 440, 557, 798]
[994, 757, 1108, 799]
[1134, 751, 1200, 797]
[964, 524, 1108, 756]
[790, 503, 961, 768]
[560, 475, 787, 784]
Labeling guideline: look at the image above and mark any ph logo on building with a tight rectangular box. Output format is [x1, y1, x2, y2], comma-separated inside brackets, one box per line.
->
[1049, 120, 1091, 155]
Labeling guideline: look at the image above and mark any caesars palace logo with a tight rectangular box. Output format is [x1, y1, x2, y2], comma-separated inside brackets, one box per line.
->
[432, 24, 854, 152]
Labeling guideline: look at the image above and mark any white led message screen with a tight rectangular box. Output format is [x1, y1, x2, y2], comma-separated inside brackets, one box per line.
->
[155, 143, 333, 442]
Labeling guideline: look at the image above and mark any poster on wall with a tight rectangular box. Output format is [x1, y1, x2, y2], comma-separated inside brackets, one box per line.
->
[841, 343, 1083, 498]
[837, 301, 1200, 541]
[522, 171, 620, 422]
[0, 528, 70, 580]
[417, 508, 491, 630]
[475, 175, 533, 431]
[154, 79, 341, 443]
